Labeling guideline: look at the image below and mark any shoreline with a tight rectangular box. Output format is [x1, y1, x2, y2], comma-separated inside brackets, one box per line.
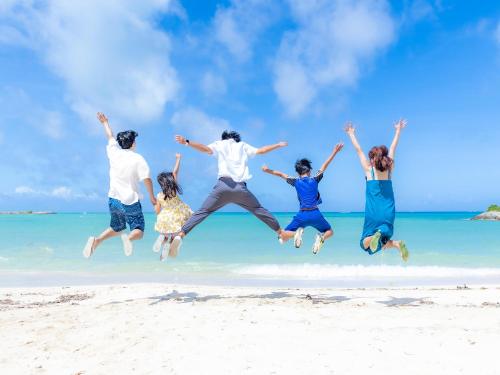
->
[1, 283, 499, 374]
[3, 268, 500, 289]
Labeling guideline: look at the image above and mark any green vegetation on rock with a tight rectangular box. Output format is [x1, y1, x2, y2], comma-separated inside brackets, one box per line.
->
[487, 205, 500, 212]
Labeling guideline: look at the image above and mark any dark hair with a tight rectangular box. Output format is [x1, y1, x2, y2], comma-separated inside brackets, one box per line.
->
[157, 172, 182, 199]
[368, 145, 393, 172]
[295, 158, 312, 175]
[117, 130, 138, 149]
[221, 130, 241, 142]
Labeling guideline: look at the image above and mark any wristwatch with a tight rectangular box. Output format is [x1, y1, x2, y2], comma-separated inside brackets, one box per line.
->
[185, 139, 190, 146]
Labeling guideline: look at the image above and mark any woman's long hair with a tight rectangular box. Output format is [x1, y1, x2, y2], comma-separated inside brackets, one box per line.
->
[157, 172, 182, 199]
[368, 145, 393, 172]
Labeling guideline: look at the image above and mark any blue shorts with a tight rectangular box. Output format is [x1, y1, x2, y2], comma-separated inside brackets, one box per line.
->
[285, 209, 331, 233]
[109, 198, 145, 232]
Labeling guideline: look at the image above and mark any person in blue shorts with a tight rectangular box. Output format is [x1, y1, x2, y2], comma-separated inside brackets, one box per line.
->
[82, 112, 157, 258]
[261, 143, 344, 254]
[345, 120, 409, 261]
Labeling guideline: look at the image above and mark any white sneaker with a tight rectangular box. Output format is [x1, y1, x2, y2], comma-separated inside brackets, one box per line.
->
[121, 234, 133, 256]
[153, 235, 164, 253]
[169, 236, 182, 258]
[83, 237, 96, 258]
[312, 233, 325, 255]
[294, 228, 304, 248]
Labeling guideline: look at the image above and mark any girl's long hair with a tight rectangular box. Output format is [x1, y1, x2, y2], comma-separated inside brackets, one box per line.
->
[157, 172, 182, 199]
[368, 145, 393, 172]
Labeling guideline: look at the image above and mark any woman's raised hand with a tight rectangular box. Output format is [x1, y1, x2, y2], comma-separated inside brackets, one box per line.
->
[344, 122, 355, 135]
[394, 118, 407, 130]
[175, 153, 181, 159]
[334, 143, 344, 153]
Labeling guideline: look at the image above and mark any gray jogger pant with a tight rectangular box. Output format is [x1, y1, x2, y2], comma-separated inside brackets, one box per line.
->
[181, 177, 280, 235]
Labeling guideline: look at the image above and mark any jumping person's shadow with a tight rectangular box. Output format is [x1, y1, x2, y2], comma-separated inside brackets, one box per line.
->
[147, 290, 352, 305]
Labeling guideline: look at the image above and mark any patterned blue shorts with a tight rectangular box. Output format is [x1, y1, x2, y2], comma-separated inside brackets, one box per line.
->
[109, 198, 145, 232]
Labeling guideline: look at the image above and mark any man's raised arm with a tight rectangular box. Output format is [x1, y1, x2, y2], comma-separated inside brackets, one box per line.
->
[175, 135, 213, 155]
[97, 112, 113, 140]
[255, 141, 288, 155]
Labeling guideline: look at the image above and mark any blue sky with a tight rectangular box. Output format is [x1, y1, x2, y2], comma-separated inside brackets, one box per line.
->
[0, 0, 499, 212]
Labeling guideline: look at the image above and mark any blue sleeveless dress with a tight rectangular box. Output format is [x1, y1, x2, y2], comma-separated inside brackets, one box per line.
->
[360, 167, 395, 254]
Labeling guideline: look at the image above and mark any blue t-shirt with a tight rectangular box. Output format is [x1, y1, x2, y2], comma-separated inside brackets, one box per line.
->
[286, 171, 324, 209]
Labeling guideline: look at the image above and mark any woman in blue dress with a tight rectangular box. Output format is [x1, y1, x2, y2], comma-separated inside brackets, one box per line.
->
[345, 120, 409, 261]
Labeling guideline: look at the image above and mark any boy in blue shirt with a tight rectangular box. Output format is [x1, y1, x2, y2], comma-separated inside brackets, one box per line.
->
[262, 143, 343, 254]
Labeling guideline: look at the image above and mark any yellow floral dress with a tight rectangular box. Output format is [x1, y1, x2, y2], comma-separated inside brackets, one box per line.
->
[154, 193, 193, 234]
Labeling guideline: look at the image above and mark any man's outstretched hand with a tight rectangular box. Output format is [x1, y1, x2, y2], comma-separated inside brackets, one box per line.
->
[175, 135, 187, 145]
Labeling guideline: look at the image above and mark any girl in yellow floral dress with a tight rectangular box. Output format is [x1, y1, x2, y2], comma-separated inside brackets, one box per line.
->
[153, 153, 193, 260]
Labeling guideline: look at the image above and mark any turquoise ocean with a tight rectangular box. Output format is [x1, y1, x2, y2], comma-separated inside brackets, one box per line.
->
[1, 212, 500, 287]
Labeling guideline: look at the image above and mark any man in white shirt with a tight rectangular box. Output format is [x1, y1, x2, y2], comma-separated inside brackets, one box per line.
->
[83, 112, 156, 258]
[172, 130, 286, 251]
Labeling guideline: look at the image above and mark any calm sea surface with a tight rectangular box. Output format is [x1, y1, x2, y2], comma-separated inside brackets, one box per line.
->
[1, 212, 499, 287]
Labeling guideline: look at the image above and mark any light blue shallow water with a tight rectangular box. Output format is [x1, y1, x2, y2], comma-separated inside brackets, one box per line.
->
[1, 212, 499, 287]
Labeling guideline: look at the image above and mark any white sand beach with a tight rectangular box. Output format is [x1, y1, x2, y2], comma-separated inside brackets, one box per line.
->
[1, 283, 499, 375]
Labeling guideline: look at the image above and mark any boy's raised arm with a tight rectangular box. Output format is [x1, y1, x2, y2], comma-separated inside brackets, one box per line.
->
[319, 143, 344, 172]
[175, 135, 213, 155]
[389, 119, 407, 160]
[261, 165, 289, 180]
[344, 122, 370, 171]
[172, 153, 181, 181]
[97, 112, 113, 140]
[255, 141, 288, 155]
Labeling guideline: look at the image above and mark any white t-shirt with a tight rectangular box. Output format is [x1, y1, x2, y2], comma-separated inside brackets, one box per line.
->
[106, 139, 150, 205]
[208, 139, 258, 182]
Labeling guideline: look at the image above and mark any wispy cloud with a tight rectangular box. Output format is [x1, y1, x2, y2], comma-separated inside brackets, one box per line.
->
[201, 71, 227, 97]
[273, 0, 396, 117]
[14, 185, 98, 200]
[495, 21, 500, 45]
[213, 0, 279, 63]
[0, 87, 65, 139]
[171, 107, 229, 143]
[0, 0, 182, 125]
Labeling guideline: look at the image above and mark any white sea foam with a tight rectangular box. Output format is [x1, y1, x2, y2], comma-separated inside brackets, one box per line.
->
[233, 264, 500, 280]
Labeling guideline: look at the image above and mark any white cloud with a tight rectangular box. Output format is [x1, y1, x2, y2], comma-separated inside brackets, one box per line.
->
[51, 186, 72, 199]
[213, 0, 279, 63]
[273, 0, 396, 116]
[201, 71, 227, 97]
[171, 107, 229, 143]
[14, 185, 98, 200]
[0, 0, 182, 125]
[15, 186, 35, 194]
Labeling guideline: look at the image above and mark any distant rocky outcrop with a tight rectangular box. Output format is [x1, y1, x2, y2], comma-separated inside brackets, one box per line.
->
[471, 205, 500, 221]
